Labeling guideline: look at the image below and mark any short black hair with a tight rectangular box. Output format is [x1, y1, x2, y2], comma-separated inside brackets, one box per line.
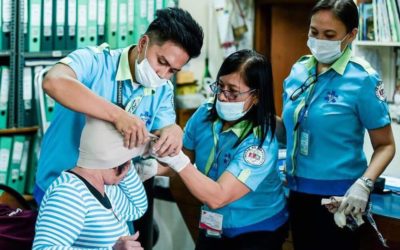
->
[311, 0, 359, 32]
[208, 49, 276, 147]
[145, 8, 204, 59]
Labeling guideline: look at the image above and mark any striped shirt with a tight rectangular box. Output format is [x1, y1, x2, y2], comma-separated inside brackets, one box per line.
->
[33, 166, 147, 249]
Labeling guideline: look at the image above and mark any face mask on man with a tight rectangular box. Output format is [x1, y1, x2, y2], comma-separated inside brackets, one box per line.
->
[135, 37, 167, 88]
[216, 99, 251, 122]
[307, 35, 348, 64]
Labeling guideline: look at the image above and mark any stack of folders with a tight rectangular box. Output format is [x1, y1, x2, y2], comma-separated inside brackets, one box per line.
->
[0, 133, 40, 196]
[0, 0, 12, 50]
[25, 0, 175, 52]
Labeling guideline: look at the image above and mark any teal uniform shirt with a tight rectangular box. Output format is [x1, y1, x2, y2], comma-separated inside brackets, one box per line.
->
[35, 44, 176, 198]
[183, 103, 288, 238]
[282, 48, 390, 196]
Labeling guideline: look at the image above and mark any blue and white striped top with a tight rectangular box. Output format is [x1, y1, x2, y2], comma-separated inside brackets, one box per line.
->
[33, 166, 147, 249]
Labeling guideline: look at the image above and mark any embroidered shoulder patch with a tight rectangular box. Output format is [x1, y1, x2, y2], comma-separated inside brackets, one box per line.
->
[243, 146, 265, 166]
[375, 82, 386, 101]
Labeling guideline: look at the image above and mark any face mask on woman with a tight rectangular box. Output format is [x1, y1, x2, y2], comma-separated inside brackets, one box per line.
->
[307, 35, 348, 64]
[216, 99, 251, 122]
[135, 38, 167, 88]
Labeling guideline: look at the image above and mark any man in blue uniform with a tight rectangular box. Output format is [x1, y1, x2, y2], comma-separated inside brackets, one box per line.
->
[34, 8, 204, 204]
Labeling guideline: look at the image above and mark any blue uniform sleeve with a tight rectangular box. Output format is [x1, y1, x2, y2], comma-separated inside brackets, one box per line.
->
[151, 84, 176, 130]
[357, 74, 391, 130]
[183, 104, 210, 150]
[226, 135, 279, 191]
[58, 48, 100, 87]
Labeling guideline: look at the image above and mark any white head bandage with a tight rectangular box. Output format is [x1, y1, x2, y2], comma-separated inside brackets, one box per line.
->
[77, 117, 149, 169]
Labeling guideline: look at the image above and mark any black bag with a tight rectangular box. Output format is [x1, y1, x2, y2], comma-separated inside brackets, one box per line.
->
[0, 184, 37, 250]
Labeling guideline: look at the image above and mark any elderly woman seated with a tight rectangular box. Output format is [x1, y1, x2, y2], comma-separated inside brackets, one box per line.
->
[33, 117, 149, 249]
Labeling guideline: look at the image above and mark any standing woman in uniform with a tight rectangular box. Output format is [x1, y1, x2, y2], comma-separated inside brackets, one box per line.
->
[152, 49, 288, 250]
[282, 0, 395, 249]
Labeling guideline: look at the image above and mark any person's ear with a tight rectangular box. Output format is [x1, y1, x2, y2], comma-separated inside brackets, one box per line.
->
[347, 28, 358, 43]
[137, 35, 148, 55]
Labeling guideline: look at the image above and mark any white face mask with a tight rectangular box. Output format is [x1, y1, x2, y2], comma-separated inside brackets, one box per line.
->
[135, 38, 167, 88]
[307, 35, 348, 64]
[216, 99, 250, 122]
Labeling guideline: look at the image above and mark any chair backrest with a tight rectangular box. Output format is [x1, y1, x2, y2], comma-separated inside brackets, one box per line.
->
[0, 184, 31, 210]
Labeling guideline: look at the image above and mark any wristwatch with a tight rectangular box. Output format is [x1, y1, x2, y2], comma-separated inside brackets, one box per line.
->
[359, 176, 375, 192]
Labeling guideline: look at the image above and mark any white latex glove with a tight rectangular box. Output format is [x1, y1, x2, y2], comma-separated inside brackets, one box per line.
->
[150, 150, 191, 173]
[338, 179, 370, 216]
[134, 159, 158, 182]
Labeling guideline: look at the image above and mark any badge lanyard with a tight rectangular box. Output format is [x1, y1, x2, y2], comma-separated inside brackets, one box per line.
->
[289, 70, 336, 175]
[116, 80, 146, 114]
[204, 120, 252, 177]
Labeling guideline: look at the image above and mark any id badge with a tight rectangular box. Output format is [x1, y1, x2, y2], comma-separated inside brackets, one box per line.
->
[199, 210, 223, 238]
[300, 130, 310, 156]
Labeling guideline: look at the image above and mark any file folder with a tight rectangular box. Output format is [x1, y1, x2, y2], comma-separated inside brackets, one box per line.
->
[25, 134, 39, 194]
[106, 0, 118, 48]
[22, 67, 36, 127]
[87, 0, 97, 46]
[41, 0, 53, 50]
[0, 66, 9, 129]
[1, 0, 11, 50]
[118, 0, 128, 48]
[133, 0, 148, 43]
[44, 90, 56, 126]
[28, 0, 42, 52]
[97, 0, 106, 44]
[17, 138, 30, 194]
[0, 136, 12, 188]
[127, 0, 135, 45]
[155, 0, 164, 10]
[24, 0, 29, 51]
[77, 0, 88, 48]
[53, 0, 67, 50]
[7, 135, 25, 193]
[66, 0, 77, 50]
[147, 0, 155, 23]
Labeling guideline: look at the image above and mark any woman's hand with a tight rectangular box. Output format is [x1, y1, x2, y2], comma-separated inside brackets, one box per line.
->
[113, 232, 143, 250]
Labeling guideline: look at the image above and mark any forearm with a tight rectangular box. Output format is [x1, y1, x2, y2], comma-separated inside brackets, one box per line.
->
[178, 164, 227, 209]
[117, 168, 148, 219]
[364, 144, 396, 181]
[43, 74, 122, 123]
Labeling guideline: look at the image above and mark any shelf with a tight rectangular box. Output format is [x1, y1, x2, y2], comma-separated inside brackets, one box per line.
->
[0, 50, 10, 57]
[23, 50, 72, 59]
[0, 126, 38, 135]
[354, 41, 400, 47]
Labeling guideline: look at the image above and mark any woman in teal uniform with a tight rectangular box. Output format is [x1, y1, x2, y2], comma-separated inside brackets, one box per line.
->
[282, 1, 396, 249]
[152, 49, 288, 250]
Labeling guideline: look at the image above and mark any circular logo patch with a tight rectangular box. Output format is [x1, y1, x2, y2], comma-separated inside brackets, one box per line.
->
[375, 82, 386, 101]
[244, 146, 265, 166]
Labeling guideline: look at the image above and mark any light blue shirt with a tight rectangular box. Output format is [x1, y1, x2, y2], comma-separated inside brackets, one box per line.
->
[282, 48, 390, 196]
[183, 103, 288, 237]
[35, 44, 176, 197]
[33, 167, 147, 249]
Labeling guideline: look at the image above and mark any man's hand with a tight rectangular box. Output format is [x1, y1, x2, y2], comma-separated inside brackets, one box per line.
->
[113, 231, 143, 250]
[113, 110, 148, 149]
[152, 124, 183, 157]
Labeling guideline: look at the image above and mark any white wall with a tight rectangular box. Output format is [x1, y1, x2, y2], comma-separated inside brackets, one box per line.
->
[179, 0, 224, 82]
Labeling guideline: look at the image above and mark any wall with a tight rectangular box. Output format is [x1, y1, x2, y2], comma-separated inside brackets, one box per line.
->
[179, 0, 225, 82]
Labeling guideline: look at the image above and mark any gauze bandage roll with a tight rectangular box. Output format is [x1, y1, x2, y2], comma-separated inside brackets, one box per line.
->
[77, 117, 150, 169]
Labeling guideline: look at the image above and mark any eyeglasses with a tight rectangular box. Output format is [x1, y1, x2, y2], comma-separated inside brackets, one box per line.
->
[210, 81, 256, 101]
[290, 75, 317, 101]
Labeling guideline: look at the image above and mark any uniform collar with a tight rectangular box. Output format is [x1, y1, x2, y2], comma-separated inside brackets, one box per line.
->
[219, 119, 261, 140]
[303, 46, 352, 76]
[116, 45, 136, 83]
